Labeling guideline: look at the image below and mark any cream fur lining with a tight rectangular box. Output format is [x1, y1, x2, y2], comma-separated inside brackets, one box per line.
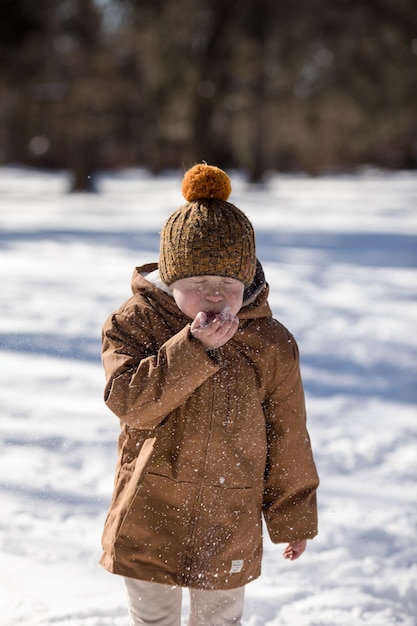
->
[144, 269, 172, 295]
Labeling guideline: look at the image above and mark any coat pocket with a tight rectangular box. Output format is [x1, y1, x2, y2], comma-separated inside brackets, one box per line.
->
[122, 435, 157, 506]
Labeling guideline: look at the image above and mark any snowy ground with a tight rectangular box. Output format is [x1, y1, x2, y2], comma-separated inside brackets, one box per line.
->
[0, 166, 416, 625]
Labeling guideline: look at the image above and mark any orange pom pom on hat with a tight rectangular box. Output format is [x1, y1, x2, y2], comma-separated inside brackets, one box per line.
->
[159, 164, 257, 287]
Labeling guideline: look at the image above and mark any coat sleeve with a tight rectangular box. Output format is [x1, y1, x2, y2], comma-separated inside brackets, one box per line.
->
[262, 332, 319, 543]
[101, 307, 219, 429]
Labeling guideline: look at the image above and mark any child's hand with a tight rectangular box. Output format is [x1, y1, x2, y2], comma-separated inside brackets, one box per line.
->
[190, 310, 239, 350]
[283, 540, 307, 561]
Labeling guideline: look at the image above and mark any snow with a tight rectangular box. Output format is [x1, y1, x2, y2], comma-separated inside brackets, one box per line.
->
[0, 166, 416, 625]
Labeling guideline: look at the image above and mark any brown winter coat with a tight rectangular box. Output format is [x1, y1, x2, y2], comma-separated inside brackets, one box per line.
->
[100, 263, 319, 590]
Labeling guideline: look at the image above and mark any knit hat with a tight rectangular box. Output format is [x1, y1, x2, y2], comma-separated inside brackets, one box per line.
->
[159, 164, 256, 287]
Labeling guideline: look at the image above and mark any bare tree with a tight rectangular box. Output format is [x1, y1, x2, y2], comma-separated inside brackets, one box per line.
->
[0, 0, 415, 181]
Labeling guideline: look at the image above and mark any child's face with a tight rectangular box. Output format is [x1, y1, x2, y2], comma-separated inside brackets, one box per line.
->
[170, 275, 245, 320]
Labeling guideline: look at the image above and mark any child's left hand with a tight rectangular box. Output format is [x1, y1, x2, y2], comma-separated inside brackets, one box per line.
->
[283, 540, 307, 560]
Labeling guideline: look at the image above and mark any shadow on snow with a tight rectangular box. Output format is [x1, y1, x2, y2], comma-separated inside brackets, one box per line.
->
[0, 228, 160, 254]
[257, 230, 417, 269]
[0, 332, 101, 363]
[1, 228, 416, 269]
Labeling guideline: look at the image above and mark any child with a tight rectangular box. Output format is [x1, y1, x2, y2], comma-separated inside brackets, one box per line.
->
[100, 164, 319, 626]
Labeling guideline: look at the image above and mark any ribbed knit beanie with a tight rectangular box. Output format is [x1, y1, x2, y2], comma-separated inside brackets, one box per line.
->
[159, 164, 256, 287]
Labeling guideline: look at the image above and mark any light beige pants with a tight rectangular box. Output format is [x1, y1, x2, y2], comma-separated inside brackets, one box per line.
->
[125, 578, 245, 626]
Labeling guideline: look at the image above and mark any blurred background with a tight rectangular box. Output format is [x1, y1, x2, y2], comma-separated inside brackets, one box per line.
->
[1, 0, 416, 190]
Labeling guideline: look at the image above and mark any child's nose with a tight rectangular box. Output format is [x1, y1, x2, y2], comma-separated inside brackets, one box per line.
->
[206, 289, 223, 302]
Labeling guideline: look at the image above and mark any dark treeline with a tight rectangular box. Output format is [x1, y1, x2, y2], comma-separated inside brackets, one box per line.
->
[0, 0, 416, 189]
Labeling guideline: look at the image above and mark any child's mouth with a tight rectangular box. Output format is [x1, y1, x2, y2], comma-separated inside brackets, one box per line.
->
[204, 310, 219, 322]
[202, 306, 234, 326]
